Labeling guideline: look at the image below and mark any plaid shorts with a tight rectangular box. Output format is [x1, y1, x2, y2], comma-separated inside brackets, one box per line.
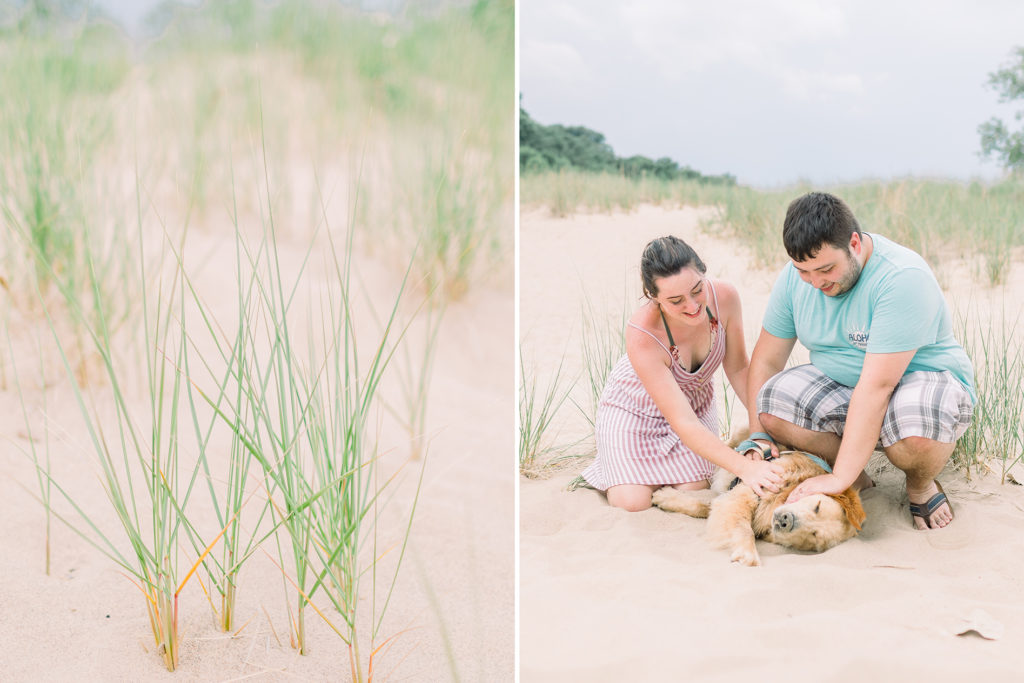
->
[756, 364, 974, 447]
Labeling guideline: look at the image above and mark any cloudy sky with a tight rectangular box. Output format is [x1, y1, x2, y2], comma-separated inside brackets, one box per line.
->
[520, 0, 1024, 188]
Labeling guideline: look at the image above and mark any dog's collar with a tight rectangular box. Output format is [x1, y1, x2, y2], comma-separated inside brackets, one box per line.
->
[771, 450, 833, 473]
[803, 453, 833, 473]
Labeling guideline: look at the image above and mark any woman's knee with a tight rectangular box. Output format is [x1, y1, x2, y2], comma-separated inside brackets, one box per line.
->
[606, 485, 654, 512]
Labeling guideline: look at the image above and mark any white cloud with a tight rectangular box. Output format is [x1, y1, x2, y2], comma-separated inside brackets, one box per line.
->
[618, 0, 847, 78]
[545, 2, 605, 37]
[778, 68, 865, 99]
[521, 39, 595, 87]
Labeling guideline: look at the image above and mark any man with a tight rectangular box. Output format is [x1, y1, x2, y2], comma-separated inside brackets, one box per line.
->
[746, 192, 975, 529]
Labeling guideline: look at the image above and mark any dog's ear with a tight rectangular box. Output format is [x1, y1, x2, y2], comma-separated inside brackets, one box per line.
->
[834, 489, 866, 531]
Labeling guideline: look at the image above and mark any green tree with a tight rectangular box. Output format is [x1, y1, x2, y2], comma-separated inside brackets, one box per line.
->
[519, 104, 735, 185]
[520, 145, 550, 173]
[619, 154, 654, 178]
[979, 46, 1024, 171]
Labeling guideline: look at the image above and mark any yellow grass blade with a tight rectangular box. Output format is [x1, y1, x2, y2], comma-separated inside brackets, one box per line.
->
[176, 485, 261, 596]
[258, 546, 349, 644]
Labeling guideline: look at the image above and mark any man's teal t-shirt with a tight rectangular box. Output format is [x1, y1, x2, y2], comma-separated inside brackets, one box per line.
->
[763, 233, 976, 403]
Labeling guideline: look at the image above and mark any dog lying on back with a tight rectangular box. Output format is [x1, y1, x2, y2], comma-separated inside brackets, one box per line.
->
[652, 452, 866, 566]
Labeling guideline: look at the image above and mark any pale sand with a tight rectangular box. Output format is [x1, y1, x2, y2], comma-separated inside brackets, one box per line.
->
[519, 204, 1024, 682]
[0, 226, 513, 680]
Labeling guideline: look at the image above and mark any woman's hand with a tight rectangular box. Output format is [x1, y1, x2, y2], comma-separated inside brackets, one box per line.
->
[785, 474, 846, 503]
[738, 458, 784, 498]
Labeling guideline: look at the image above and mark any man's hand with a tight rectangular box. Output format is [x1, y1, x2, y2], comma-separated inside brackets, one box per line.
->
[735, 436, 778, 461]
[786, 473, 848, 503]
[753, 438, 779, 459]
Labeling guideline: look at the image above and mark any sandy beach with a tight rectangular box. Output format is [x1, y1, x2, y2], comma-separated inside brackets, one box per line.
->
[519, 204, 1024, 682]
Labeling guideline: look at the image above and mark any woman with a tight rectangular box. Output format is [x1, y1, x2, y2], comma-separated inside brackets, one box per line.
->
[582, 236, 783, 511]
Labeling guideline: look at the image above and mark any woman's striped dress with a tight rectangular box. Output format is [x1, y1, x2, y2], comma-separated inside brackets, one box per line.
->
[582, 284, 726, 490]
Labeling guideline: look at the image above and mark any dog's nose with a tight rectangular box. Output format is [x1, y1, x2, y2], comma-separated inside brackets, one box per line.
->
[774, 510, 796, 532]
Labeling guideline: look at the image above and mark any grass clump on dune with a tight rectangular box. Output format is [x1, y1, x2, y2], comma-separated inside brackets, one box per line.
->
[0, 21, 137, 381]
[147, 0, 514, 302]
[519, 350, 575, 477]
[26, 221, 203, 671]
[711, 178, 1024, 283]
[523, 171, 1024, 286]
[175, 129, 426, 676]
[520, 169, 737, 219]
[952, 308, 1024, 480]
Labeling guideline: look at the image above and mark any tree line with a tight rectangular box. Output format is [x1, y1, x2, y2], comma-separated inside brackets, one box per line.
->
[520, 108, 736, 185]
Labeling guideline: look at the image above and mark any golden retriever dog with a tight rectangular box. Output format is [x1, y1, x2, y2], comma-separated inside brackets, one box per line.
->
[652, 452, 866, 566]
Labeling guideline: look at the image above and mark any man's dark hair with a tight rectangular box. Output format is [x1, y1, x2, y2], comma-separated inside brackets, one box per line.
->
[640, 236, 706, 299]
[782, 192, 862, 261]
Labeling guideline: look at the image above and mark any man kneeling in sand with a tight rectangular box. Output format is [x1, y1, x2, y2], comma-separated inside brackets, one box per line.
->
[744, 192, 975, 529]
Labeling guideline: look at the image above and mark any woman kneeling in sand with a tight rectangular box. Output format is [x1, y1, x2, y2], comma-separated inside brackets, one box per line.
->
[581, 236, 784, 511]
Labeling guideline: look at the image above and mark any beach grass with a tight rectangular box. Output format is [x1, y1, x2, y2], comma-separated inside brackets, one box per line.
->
[520, 169, 738, 219]
[952, 307, 1024, 479]
[167, 107, 427, 676]
[521, 170, 1024, 283]
[6, 328, 54, 575]
[2, 0, 510, 677]
[28, 215, 202, 671]
[519, 350, 575, 476]
[573, 293, 628, 433]
[176, 180, 269, 634]
[146, 0, 513, 301]
[383, 295, 445, 459]
[0, 22, 137, 381]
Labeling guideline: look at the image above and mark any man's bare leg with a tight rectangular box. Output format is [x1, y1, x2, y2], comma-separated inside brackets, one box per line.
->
[884, 436, 956, 529]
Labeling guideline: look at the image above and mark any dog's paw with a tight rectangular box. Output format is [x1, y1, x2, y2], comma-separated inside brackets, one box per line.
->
[651, 487, 677, 510]
[730, 547, 761, 567]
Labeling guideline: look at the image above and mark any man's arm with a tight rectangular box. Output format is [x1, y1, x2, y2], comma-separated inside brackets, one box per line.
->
[747, 328, 797, 439]
[788, 349, 915, 501]
[829, 349, 915, 486]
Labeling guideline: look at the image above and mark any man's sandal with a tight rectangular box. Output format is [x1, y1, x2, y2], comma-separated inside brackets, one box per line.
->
[909, 480, 954, 529]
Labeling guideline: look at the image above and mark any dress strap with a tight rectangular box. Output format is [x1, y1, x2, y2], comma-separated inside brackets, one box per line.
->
[706, 279, 720, 324]
[627, 321, 675, 359]
[659, 309, 677, 347]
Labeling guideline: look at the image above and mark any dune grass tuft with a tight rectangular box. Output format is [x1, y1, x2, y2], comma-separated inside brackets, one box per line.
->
[519, 350, 575, 476]
[952, 307, 1024, 479]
